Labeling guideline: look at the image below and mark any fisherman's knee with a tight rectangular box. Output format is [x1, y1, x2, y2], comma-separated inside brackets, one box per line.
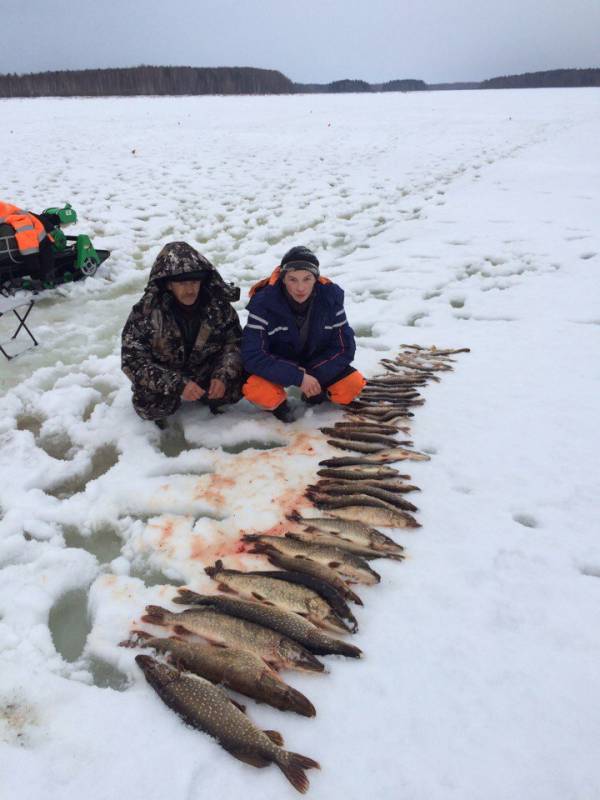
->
[132, 390, 181, 421]
[327, 369, 366, 405]
[242, 375, 286, 410]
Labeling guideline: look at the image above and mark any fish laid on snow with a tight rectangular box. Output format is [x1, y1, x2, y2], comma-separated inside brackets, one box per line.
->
[319, 454, 412, 468]
[263, 549, 363, 606]
[316, 471, 420, 492]
[287, 528, 403, 562]
[123, 631, 315, 717]
[327, 441, 431, 461]
[333, 421, 403, 435]
[320, 427, 411, 448]
[136, 655, 319, 793]
[288, 510, 405, 557]
[175, 590, 362, 658]
[243, 568, 358, 632]
[310, 482, 418, 512]
[141, 605, 324, 672]
[306, 493, 421, 529]
[243, 534, 381, 585]
[205, 560, 351, 634]
[317, 465, 409, 481]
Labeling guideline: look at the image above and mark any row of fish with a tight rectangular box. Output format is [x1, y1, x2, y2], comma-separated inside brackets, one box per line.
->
[129, 344, 469, 792]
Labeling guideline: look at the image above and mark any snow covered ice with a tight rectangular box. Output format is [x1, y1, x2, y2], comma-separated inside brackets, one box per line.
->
[0, 88, 599, 799]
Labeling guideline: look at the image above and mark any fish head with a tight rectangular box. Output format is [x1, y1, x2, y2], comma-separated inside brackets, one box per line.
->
[135, 654, 175, 688]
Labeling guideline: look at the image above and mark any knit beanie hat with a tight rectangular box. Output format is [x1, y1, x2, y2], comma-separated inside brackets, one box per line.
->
[280, 246, 320, 277]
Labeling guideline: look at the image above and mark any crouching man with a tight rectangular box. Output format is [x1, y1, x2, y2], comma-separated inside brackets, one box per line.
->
[241, 246, 366, 423]
[122, 242, 243, 426]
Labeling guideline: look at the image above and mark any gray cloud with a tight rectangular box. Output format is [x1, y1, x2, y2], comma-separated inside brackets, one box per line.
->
[1, 0, 599, 83]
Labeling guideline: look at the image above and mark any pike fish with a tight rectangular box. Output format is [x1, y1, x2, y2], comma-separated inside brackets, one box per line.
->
[333, 421, 403, 434]
[288, 510, 405, 557]
[311, 482, 418, 512]
[243, 568, 358, 632]
[141, 605, 324, 672]
[243, 534, 381, 585]
[287, 528, 403, 561]
[123, 631, 315, 717]
[205, 560, 351, 634]
[263, 549, 363, 606]
[317, 465, 409, 480]
[175, 590, 362, 658]
[136, 655, 319, 793]
[320, 427, 411, 448]
[307, 493, 420, 529]
[319, 453, 414, 467]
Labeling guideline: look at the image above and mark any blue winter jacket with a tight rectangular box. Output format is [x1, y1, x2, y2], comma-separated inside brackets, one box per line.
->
[242, 271, 356, 388]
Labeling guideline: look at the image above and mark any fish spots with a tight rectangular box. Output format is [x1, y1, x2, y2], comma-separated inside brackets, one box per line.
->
[513, 513, 538, 529]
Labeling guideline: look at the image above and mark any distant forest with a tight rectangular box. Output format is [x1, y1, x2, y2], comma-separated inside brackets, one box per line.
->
[0, 65, 598, 97]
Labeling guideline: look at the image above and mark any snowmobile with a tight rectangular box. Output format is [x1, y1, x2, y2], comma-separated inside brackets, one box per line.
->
[0, 203, 110, 296]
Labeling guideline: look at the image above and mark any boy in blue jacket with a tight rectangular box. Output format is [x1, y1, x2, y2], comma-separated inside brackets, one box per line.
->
[241, 246, 366, 422]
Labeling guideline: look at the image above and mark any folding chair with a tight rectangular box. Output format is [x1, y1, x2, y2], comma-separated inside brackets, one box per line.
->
[0, 295, 39, 360]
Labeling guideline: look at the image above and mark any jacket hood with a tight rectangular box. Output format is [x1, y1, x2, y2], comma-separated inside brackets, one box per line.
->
[148, 242, 215, 284]
[143, 241, 240, 305]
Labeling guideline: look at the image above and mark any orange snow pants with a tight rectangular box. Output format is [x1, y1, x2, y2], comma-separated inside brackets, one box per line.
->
[243, 370, 366, 410]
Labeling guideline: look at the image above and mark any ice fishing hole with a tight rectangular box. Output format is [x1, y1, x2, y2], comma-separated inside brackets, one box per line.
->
[129, 562, 186, 588]
[449, 297, 465, 309]
[87, 657, 129, 691]
[48, 589, 91, 663]
[513, 513, 538, 529]
[46, 444, 120, 499]
[63, 523, 123, 564]
[580, 565, 600, 579]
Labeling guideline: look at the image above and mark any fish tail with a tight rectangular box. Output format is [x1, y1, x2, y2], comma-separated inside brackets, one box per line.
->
[277, 751, 320, 794]
[174, 589, 204, 605]
[286, 510, 302, 523]
[118, 630, 153, 648]
[141, 606, 171, 626]
[204, 559, 224, 578]
[241, 533, 260, 542]
[345, 587, 363, 605]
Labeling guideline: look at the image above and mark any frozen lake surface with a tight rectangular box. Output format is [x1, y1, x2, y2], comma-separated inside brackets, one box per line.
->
[0, 89, 599, 799]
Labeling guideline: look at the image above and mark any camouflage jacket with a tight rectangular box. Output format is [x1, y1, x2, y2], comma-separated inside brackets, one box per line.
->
[121, 242, 242, 396]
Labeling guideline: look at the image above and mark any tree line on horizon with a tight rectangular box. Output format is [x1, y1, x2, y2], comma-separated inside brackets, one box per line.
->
[0, 65, 598, 97]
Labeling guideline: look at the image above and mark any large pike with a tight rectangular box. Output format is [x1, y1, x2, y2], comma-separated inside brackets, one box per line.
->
[205, 560, 351, 634]
[317, 465, 410, 481]
[327, 441, 431, 461]
[136, 656, 319, 793]
[288, 510, 405, 558]
[320, 427, 412, 448]
[123, 631, 315, 717]
[319, 454, 415, 467]
[307, 493, 421, 529]
[243, 568, 358, 632]
[175, 590, 363, 658]
[141, 605, 324, 672]
[333, 421, 405, 435]
[263, 549, 363, 606]
[243, 534, 381, 585]
[310, 481, 418, 512]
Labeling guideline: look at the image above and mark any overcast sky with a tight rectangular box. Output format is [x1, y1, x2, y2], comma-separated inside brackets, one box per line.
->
[2, 0, 599, 83]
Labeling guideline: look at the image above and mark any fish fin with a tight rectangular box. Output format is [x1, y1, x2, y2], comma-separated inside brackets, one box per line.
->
[173, 624, 192, 636]
[118, 630, 153, 647]
[287, 510, 302, 523]
[173, 589, 204, 605]
[263, 729, 284, 747]
[327, 561, 342, 568]
[141, 607, 168, 627]
[277, 751, 320, 793]
[217, 582, 236, 594]
[229, 698, 247, 714]
[349, 589, 364, 606]
[251, 591, 272, 604]
[204, 560, 224, 578]
[229, 749, 270, 768]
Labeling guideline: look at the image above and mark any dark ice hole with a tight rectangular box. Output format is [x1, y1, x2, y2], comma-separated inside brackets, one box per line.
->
[49, 589, 91, 663]
[46, 444, 120, 499]
[63, 524, 123, 565]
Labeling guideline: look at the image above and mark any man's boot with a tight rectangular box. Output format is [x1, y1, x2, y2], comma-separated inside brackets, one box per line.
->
[272, 400, 295, 423]
[301, 391, 326, 405]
